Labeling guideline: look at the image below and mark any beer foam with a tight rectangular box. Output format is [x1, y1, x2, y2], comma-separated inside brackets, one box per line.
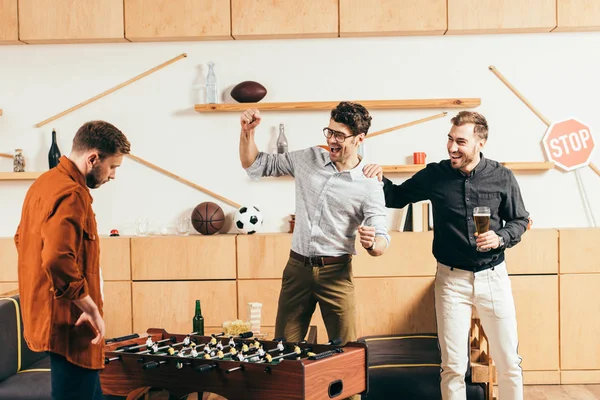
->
[474, 213, 490, 217]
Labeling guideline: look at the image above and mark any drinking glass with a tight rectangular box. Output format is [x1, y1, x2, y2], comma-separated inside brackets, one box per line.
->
[136, 217, 149, 236]
[176, 217, 191, 236]
[473, 207, 491, 252]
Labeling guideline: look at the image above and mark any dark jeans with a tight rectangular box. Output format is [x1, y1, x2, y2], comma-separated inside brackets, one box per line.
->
[49, 352, 103, 400]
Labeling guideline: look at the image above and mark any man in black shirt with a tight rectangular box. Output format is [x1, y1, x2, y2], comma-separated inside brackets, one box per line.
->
[364, 111, 528, 400]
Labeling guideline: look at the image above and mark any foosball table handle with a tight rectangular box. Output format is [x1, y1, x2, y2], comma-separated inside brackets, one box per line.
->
[308, 348, 344, 361]
[142, 360, 166, 370]
[105, 333, 140, 344]
[195, 364, 216, 373]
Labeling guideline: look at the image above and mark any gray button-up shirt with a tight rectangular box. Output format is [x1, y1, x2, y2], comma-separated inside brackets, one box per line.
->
[246, 147, 391, 257]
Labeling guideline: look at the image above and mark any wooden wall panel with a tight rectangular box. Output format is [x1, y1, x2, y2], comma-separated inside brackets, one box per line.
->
[556, 0, 600, 32]
[237, 234, 292, 279]
[0, 282, 18, 296]
[504, 229, 558, 274]
[561, 370, 600, 384]
[447, 0, 556, 34]
[100, 237, 131, 281]
[354, 277, 436, 338]
[132, 281, 237, 334]
[0, 0, 20, 44]
[0, 238, 18, 281]
[232, 0, 338, 39]
[236, 279, 328, 343]
[510, 275, 559, 371]
[559, 228, 600, 273]
[124, 0, 231, 41]
[523, 371, 561, 385]
[131, 236, 236, 280]
[103, 281, 132, 338]
[18, 0, 126, 43]
[340, 0, 446, 37]
[560, 274, 600, 370]
[353, 232, 436, 277]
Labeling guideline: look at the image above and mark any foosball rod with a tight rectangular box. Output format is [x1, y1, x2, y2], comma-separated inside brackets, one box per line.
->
[115, 336, 176, 353]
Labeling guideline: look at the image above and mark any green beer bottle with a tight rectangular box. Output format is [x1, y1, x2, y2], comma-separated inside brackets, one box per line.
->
[193, 300, 204, 335]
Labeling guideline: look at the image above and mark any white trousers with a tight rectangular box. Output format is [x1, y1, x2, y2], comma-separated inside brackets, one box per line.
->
[435, 261, 523, 400]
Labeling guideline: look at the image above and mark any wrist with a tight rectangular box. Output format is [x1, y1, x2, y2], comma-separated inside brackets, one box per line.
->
[365, 241, 376, 251]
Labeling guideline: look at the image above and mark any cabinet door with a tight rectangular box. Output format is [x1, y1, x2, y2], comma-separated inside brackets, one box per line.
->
[100, 237, 131, 281]
[132, 281, 237, 334]
[232, 0, 338, 39]
[559, 228, 600, 273]
[103, 281, 133, 339]
[0, 238, 18, 281]
[504, 229, 558, 274]
[556, 0, 600, 31]
[560, 274, 600, 370]
[447, 0, 556, 34]
[0, 0, 20, 44]
[19, 0, 125, 43]
[124, 0, 231, 41]
[340, 0, 446, 37]
[510, 275, 559, 372]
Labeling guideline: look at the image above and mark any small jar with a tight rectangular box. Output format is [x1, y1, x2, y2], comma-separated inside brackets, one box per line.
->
[13, 149, 25, 172]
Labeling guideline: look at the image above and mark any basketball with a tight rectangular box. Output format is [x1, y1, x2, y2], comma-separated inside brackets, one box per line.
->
[191, 202, 225, 235]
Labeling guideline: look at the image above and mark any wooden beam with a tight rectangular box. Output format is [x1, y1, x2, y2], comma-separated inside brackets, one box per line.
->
[194, 98, 481, 112]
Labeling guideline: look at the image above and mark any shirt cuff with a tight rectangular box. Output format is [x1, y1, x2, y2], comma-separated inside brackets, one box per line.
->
[53, 279, 89, 300]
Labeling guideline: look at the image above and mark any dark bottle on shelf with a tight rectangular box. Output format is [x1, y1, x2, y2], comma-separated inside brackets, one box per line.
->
[48, 129, 61, 169]
[192, 300, 204, 335]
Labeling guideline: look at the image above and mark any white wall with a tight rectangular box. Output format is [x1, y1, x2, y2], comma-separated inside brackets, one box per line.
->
[1, 32, 599, 238]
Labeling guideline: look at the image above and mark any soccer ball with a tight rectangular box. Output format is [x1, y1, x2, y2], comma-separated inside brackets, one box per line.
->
[234, 205, 263, 234]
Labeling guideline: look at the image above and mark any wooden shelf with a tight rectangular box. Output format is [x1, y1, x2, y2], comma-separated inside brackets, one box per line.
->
[0, 109, 3, 116]
[194, 98, 481, 112]
[383, 162, 554, 174]
[0, 172, 44, 181]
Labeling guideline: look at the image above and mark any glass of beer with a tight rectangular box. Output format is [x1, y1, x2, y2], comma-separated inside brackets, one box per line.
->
[473, 206, 491, 252]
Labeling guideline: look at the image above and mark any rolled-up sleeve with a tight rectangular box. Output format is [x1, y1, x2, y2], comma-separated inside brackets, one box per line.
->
[41, 191, 89, 300]
[245, 151, 297, 179]
[363, 181, 391, 248]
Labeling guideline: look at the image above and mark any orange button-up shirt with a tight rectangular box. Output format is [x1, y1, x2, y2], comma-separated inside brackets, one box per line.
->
[15, 156, 104, 370]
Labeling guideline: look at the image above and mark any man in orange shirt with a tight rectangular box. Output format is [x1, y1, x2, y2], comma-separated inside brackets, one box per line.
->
[15, 121, 130, 400]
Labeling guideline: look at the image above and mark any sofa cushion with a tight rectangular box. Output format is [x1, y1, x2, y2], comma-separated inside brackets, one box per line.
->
[0, 296, 20, 381]
[0, 356, 51, 400]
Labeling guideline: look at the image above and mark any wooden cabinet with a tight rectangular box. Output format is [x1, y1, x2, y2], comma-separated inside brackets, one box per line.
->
[559, 228, 600, 273]
[510, 276, 559, 374]
[354, 277, 436, 338]
[556, 0, 600, 31]
[0, 0, 20, 44]
[353, 232, 436, 277]
[237, 234, 292, 279]
[132, 281, 237, 334]
[103, 281, 132, 338]
[340, 0, 446, 37]
[100, 237, 131, 281]
[231, 0, 338, 39]
[447, 0, 556, 34]
[504, 229, 558, 274]
[0, 238, 17, 281]
[18, 0, 126, 43]
[131, 236, 236, 280]
[124, 0, 231, 41]
[560, 274, 600, 371]
[0, 282, 18, 296]
[236, 279, 328, 343]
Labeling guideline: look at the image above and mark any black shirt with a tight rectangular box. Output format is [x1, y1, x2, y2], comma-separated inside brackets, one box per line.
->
[382, 154, 530, 271]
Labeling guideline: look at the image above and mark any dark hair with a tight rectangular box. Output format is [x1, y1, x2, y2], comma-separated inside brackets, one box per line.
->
[450, 111, 489, 141]
[72, 121, 131, 156]
[330, 102, 372, 136]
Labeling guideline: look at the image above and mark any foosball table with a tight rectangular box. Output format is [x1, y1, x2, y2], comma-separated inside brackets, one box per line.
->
[100, 328, 368, 399]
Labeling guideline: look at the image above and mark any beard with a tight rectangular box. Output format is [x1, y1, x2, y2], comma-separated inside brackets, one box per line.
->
[86, 163, 105, 188]
[450, 146, 478, 170]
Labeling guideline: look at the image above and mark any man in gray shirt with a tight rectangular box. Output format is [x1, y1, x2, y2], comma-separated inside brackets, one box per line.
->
[239, 102, 391, 351]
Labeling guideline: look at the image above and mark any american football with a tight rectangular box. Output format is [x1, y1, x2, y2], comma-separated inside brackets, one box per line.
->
[230, 81, 267, 103]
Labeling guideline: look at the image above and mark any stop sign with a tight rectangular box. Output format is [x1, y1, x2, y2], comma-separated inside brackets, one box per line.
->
[542, 118, 596, 171]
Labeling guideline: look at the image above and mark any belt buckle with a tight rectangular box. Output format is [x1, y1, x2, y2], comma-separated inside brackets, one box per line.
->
[308, 256, 324, 267]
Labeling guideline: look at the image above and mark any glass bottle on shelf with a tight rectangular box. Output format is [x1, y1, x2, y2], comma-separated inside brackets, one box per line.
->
[206, 61, 218, 104]
[48, 128, 61, 169]
[277, 123, 288, 154]
[13, 149, 25, 172]
[192, 300, 204, 335]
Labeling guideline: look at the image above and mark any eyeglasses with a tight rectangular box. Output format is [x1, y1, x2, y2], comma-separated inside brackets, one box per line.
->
[323, 128, 355, 143]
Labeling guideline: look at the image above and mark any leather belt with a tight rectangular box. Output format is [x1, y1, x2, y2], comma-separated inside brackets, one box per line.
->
[290, 250, 352, 267]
